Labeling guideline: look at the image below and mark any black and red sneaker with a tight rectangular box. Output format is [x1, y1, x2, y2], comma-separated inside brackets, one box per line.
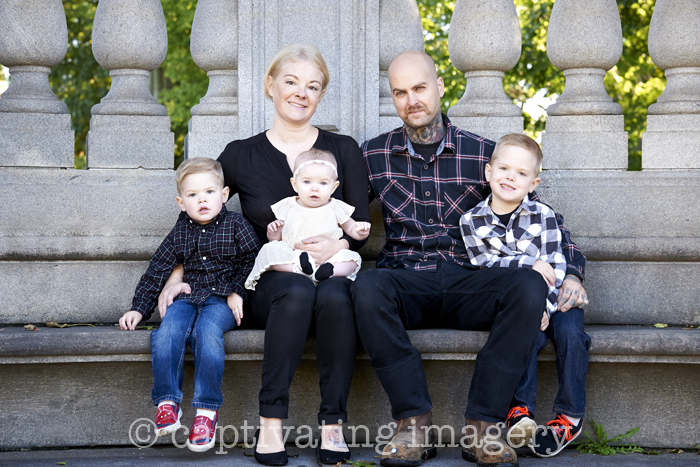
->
[530, 414, 583, 457]
[187, 412, 218, 452]
[155, 403, 182, 437]
[505, 406, 537, 448]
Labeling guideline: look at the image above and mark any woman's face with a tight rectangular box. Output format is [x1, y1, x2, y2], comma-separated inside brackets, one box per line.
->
[266, 60, 325, 126]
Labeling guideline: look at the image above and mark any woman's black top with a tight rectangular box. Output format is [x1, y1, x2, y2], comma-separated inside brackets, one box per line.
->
[217, 129, 370, 251]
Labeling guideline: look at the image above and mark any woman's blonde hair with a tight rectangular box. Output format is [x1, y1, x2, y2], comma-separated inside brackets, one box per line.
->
[263, 43, 330, 100]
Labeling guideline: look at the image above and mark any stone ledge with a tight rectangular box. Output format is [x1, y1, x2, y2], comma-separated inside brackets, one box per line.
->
[1, 325, 698, 365]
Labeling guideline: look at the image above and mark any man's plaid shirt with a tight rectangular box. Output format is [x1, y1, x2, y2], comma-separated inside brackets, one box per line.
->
[460, 195, 567, 316]
[362, 114, 586, 277]
[131, 206, 261, 319]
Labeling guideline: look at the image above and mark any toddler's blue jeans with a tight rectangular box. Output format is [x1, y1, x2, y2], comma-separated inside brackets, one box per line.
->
[150, 295, 236, 410]
[511, 308, 591, 419]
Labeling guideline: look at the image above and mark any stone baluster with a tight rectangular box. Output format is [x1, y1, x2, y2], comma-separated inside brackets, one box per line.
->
[378, 0, 424, 133]
[87, 0, 173, 169]
[185, 0, 239, 160]
[0, 0, 74, 167]
[541, 0, 627, 169]
[446, 0, 522, 141]
[642, 0, 700, 169]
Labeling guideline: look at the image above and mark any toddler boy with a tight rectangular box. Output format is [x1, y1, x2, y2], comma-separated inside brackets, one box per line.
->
[119, 157, 260, 452]
[459, 133, 590, 457]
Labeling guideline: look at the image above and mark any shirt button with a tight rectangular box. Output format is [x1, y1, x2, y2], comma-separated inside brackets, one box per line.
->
[212, 287, 216, 291]
[423, 165, 429, 170]
[425, 191, 431, 197]
[428, 219, 434, 224]
[202, 229, 206, 232]
[203, 256, 207, 260]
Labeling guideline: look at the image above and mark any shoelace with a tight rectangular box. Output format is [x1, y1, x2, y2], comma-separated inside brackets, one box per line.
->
[546, 414, 575, 441]
[507, 406, 530, 420]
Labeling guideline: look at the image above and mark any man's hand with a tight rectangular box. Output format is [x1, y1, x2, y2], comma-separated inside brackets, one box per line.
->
[119, 310, 143, 331]
[267, 220, 284, 242]
[294, 236, 346, 264]
[540, 311, 549, 331]
[532, 260, 555, 286]
[227, 292, 243, 326]
[158, 282, 191, 317]
[557, 274, 589, 312]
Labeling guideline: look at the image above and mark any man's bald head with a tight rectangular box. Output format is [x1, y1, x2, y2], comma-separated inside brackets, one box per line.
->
[387, 50, 444, 132]
[388, 50, 438, 80]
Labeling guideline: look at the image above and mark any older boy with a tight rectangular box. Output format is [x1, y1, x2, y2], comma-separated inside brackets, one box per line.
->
[119, 157, 260, 453]
[460, 134, 590, 458]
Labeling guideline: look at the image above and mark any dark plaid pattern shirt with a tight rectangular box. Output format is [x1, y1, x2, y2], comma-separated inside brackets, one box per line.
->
[131, 206, 261, 319]
[362, 114, 586, 278]
[460, 195, 567, 316]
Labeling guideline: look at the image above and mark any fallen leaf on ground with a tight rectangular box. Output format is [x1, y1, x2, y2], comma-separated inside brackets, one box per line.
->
[46, 319, 68, 328]
[24, 324, 40, 332]
[653, 323, 668, 328]
[57, 462, 67, 466]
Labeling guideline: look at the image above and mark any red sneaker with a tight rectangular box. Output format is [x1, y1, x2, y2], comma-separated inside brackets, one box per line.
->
[187, 412, 218, 452]
[155, 403, 182, 437]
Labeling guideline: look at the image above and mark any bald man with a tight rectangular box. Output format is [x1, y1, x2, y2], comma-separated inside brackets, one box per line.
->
[353, 51, 588, 466]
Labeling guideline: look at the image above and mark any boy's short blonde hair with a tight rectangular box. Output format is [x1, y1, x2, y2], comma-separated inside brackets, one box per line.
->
[175, 157, 225, 194]
[264, 43, 330, 100]
[492, 133, 543, 170]
[293, 148, 337, 175]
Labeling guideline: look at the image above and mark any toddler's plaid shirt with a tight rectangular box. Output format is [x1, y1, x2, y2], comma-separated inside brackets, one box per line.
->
[460, 195, 567, 316]
[131, 206, 261, 319]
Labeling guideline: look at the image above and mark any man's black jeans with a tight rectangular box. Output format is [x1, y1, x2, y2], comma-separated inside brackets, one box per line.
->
[352, 261, 547, 423]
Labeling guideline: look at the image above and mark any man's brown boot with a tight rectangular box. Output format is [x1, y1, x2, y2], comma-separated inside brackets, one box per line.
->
[380, 412, 437, 467]
[462, 419, 518, 467]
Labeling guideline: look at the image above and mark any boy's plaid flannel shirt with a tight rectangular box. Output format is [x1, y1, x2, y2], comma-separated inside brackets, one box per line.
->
[460, 195, 566, 316]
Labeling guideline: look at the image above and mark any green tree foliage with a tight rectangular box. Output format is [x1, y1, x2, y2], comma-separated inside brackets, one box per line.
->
[418, 0, 663, 170]
[158, 0, 207, 167]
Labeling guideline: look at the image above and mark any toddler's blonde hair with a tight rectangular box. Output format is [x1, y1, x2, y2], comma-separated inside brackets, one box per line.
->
[175, 157, 225, 195]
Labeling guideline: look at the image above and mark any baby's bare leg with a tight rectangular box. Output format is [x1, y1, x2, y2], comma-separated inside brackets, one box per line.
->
[329, 261, 358, 278]
[271, 264, 294, 272]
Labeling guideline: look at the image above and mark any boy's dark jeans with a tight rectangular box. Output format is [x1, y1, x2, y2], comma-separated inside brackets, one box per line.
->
[511, 308, 590, 419]
[352, 261, 548, 423]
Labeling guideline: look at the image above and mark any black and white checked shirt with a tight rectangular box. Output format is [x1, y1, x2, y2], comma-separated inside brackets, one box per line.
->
[460, 195, 566, 316]
[362, 114, 586, 277]
[131, 206, 261, 319]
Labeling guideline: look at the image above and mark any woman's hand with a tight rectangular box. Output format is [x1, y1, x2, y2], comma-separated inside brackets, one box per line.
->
[294, 237, 348, 264]
[157, 264, 190, 317]
[227, 292, 243, 326]
[267, 220, 284, 242]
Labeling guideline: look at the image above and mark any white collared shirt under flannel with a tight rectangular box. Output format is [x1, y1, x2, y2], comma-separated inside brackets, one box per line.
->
[460, 195, 566, 316]
[362, 115, 586, 277]
[131, 206, 261, 319]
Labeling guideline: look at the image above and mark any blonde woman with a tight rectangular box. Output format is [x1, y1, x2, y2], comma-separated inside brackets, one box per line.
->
[159, 44, 369, 466]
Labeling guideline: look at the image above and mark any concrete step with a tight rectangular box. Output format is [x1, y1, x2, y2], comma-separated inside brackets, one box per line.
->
[1, 325, 699, 450]
[0, 446, 698, 467]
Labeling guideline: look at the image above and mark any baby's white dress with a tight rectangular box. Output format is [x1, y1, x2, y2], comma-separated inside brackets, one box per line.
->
[244, 197, 362, 290]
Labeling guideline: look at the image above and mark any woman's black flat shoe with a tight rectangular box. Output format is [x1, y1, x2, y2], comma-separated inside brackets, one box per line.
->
[253, 429, 288, 466]
[316, 444, 351, 465]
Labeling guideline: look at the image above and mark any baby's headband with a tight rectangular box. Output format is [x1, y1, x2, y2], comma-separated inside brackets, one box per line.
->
[293, 160, 338, 178]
